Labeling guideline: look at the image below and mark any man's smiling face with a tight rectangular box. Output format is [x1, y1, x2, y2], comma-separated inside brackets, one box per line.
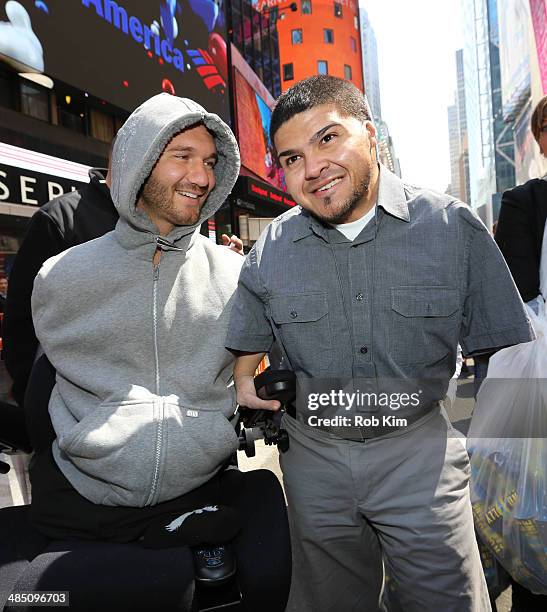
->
[274, 104, 378, 224]
[138, 124, 217, 235]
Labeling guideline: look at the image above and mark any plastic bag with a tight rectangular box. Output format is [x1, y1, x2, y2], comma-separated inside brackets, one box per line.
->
[467, 299, 547, 594]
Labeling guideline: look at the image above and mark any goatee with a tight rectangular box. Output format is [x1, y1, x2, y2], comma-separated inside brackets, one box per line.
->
[313, 175, 370, 225]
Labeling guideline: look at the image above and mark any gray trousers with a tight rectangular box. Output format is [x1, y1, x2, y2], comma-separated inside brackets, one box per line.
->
[280, 408, 491, 612]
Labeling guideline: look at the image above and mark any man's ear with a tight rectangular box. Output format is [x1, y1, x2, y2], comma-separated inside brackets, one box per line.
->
[365, 121, 377, 147]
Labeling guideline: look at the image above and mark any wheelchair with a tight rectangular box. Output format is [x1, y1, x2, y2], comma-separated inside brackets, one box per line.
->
[0, 357, 295, 611]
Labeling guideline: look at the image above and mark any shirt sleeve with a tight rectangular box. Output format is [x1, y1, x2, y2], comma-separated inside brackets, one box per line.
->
[225, 247, 274, 353]
[460, 224, 535, 356]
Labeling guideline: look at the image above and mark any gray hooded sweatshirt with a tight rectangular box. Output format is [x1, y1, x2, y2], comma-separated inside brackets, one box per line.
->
[32, 94, 243, 507]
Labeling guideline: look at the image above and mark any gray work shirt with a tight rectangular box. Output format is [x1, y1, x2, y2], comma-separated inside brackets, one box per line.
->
[226, 166, 534, 432]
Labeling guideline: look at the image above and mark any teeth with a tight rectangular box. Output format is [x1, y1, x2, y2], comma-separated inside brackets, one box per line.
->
[317, 178, 342, 192]
[177, 191, 199, 199]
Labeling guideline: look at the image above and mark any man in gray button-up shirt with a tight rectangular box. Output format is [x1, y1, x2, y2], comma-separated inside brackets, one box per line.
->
[226, 77, 533, 612]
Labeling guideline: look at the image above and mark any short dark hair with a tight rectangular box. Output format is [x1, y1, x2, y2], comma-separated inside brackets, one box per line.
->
[531, 95, 547, 144]
[270, 76, 371, 145]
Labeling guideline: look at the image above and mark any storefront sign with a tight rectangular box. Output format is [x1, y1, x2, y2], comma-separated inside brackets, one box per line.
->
[0, 143, 89, 208]
[238, 176, 295, 208]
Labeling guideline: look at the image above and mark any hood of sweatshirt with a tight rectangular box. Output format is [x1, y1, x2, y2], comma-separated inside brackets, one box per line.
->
[110, 93, 240, 246]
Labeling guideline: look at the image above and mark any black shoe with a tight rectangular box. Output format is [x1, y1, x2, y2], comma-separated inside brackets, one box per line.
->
[193, 544, 237, 585]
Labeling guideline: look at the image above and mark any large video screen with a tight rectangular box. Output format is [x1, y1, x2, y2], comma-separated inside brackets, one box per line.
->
[0, 0, 230, 119]
[234, 68, 284, 189]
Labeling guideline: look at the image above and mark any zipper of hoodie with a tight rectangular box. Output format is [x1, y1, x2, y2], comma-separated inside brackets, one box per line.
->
[146, 257, 163, 506]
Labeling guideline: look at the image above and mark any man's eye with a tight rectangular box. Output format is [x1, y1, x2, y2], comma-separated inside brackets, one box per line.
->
[286, 155, 300, 167]
[321, 133, 336, 144]
[204, 160, 216, 168]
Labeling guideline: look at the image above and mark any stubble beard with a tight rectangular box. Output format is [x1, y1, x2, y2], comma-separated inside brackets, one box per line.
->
[311, 161, 374, 225]
[141, 176, 202, 228]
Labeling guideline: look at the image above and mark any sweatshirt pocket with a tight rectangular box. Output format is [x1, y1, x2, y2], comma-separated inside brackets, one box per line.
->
[159, 403, 240, 498]
[57, 397, 239, 506]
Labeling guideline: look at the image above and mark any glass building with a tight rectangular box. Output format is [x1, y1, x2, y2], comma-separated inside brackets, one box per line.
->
[463, 0, 515, 224]
[230, 0, 282, 99]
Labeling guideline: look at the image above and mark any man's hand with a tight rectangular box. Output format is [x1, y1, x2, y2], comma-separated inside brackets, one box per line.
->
[236, 374, 281, 412]
[221, 234, 244, 256]
[234, 352, 280, 411]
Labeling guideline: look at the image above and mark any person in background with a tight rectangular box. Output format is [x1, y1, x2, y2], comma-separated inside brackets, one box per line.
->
[492, 95, 547, 612]
[0, 277, 8, 301]
[495, 95, 547, 308]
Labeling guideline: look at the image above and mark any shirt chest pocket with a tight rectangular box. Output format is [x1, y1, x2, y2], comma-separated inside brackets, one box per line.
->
[269, 293, 333, 375]
[389, 287, 460, 365]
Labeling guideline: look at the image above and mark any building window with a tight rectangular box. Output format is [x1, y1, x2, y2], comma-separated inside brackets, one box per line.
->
[324, 29, 334, 44]
[301, 0, 312, 14]
[0, 70, 15, 110]
[344, 64, 352, 81]
[291, 29, 303, 45]
[20, 81, 49, 122]
[354, 16, 359, 29]
[56, 90, 86, 134]
[90, 108, 115, 142]
[283, 63, 294, 81]
[317, 60, 328, 75]
[350, 36, 357, 52]
[334, 2, 343, 17]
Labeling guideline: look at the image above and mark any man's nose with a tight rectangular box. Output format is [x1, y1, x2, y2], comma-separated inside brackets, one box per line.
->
[186, 161, 210, 188]
[304, 154, 328, 181]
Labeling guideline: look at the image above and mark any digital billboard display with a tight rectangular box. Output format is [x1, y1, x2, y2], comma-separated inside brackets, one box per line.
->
[530, 0, 547, 94]
[233, 66, 284, 189]
[0, 0, 230, 119]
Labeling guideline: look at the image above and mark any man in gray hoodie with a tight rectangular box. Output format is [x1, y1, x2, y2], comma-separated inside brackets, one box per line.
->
[22, 94, 290, 610]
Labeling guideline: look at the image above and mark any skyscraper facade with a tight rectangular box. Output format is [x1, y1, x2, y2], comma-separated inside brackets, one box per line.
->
[273, 0, 364, 93]
[357, 6, 400, 177]
[498, 0, 547, 182]
[359, 6, 382, 119]
[463, 0, 515, 224]
[456, 49, 471, 203]
[447, 103, 461, 198]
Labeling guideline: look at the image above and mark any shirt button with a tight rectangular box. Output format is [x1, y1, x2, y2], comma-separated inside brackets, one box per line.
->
[356, 292, 364, 301]
[360, 346, 368, 354]
[290, 310, 298, 319]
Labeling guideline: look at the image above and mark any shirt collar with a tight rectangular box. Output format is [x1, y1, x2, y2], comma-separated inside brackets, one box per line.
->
[292, 164, 409, 242]
[376, 164, 410, 222]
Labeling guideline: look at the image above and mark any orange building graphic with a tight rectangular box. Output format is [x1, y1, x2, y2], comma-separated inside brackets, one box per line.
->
[258, 0, 363, 92]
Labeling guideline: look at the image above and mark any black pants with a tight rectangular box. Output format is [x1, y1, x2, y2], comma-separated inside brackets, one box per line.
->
[5, 450, 291, 612]
[30, 448, 248, 543]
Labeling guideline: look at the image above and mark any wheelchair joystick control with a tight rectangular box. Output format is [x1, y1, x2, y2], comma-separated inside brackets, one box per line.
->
[193, 544, 237, 585]
[238, 369, 296, 458]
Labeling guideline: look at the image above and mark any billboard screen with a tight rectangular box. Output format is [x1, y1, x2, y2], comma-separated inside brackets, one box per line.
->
[530, 0, 547, 94]
[0, 0, 230, 119]
[498, 0, 531, 112]
[233, 67, 284, 189]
